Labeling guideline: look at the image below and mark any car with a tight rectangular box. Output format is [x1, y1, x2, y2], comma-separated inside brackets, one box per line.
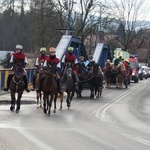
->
[141, 65, 149, 79]
[138, 67, 144, 80]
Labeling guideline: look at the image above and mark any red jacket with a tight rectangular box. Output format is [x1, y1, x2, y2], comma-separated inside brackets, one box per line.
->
[13, 52, 26, 64]
[38, 55, 49, 63]
[46, 57, 60, 65]
[65, 54, 77, 64]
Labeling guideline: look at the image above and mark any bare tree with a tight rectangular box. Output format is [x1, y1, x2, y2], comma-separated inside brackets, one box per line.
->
[105, 0, 149, 50]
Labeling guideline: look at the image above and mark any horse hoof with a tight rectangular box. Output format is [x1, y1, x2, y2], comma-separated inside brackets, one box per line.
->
[67, 104, 71, 107]
[44, 109, 47, 114]
[16, 109, 19, 113]
[10, 106, 15, 111]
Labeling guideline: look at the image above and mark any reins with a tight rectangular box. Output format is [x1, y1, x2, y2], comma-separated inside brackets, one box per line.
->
[12, 76, 22, 91]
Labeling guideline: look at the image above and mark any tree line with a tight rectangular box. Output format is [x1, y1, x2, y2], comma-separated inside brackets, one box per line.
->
[0, 0, 149, 53]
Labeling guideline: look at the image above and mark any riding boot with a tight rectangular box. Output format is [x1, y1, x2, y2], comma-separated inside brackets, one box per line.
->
[56, 78, 63, 94]
[37, 75, 45, 92]
[3, 74, 13, 91]
[32, 74, 37, 90]
[22, 75, 30, 92]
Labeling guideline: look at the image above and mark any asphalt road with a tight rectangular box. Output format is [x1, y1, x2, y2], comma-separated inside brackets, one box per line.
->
[0, 79, 150, 150]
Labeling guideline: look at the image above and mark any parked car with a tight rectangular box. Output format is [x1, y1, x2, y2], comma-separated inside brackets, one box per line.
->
[138, 67, 144, 80]
[141, 66, 149, 79]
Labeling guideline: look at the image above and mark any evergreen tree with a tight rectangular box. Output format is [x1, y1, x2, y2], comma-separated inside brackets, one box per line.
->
[0, 52, 11, 68]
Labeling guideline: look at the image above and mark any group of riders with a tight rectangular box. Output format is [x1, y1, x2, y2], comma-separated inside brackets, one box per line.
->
[3, 44, 132, 94]
[3, 44, 104, 94]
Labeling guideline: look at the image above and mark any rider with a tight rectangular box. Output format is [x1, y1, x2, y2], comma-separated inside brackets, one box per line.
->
[61, 46, 79, 90]
[37, 47, 63, 94]
[78, 56, 86, 68]
[32, 47, 48, 90]
[86, 55, 95, 72]
[3, 44, 30, 92]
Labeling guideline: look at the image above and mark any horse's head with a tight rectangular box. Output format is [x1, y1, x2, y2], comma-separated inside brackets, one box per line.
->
[15, 65, 24, 79]
[65, 67, 73, 78]
[77, 63, 85, 77]
[39, 62, 44, 71]
[93, 63, 98, 73]
[105, 60, 111, 69]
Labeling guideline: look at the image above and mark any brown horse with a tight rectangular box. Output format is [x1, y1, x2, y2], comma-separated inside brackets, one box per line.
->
[116, 63, 126, 88]
[10, 65, 25, 113]
[42, 65, 59, 115]
[35, 62, 44, 108]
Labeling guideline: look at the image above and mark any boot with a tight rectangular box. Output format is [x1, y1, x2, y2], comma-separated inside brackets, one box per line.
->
[31, 74, 37, 91]
[37, 76, 45, 93]
[56, 78, 63, 94]
[22, 75, 30, 92]
[3, 74, 13, 91]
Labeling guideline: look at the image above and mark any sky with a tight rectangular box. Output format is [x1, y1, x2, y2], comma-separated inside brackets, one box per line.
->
[72, 0, 150, 21]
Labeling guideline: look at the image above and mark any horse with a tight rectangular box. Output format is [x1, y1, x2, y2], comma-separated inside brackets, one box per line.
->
[42, 65, 59, 115]
[116, 63, 126, 88]
[103, 60, 112, 88]
[35, 62, 44, 108]
[77, 62, 103, 99]
[92, 63, 103, 98]
[60, 65, 75, 108]
[9, 65, 25, 113]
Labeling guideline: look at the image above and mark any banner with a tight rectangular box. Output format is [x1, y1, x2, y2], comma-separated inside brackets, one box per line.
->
[114, 48, 130, 62]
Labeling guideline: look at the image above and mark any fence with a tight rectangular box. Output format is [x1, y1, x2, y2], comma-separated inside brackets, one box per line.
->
[0, 68, 36, 91]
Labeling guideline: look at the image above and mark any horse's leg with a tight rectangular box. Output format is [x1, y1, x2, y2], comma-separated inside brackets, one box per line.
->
[66, 92, 71, 108]
[48, 95, 53, 115]
[16, 92, 23, 113]
[59, 93, 63, 111]
[116, 77, 118, 88]
[43, 94, 47, 114]
[10, 92, 15, 111]
[36, 91, 40, 107]
[53, 94, 58, 113]
[69, 91, 74, 107]
[40, 92, 42, 108]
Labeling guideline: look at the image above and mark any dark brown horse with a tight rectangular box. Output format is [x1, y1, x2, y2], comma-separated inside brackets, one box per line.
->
[77, 63, 103, 99]
[10, 65, 25, 113]
[42, 65, 59, 115]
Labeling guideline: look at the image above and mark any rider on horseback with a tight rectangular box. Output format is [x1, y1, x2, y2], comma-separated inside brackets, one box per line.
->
[32, 47, 48, 90]
[37, 47, 63, 94]
[61, 46, 79, 90]
[3, 44, 30, 92]
[86, 55, 95, 72]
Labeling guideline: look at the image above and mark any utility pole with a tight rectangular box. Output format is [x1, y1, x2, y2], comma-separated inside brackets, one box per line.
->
[67, 0, 71, 35]
[98, 4, 102, 43]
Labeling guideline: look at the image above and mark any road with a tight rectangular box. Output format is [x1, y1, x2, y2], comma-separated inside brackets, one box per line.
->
[0, 79, 150, 150]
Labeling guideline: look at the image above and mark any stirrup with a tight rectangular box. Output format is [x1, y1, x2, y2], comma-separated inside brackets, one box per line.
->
[3, 87, 9, 91]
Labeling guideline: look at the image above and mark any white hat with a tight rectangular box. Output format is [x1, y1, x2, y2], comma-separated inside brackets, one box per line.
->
[16, 45, 23, 49]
